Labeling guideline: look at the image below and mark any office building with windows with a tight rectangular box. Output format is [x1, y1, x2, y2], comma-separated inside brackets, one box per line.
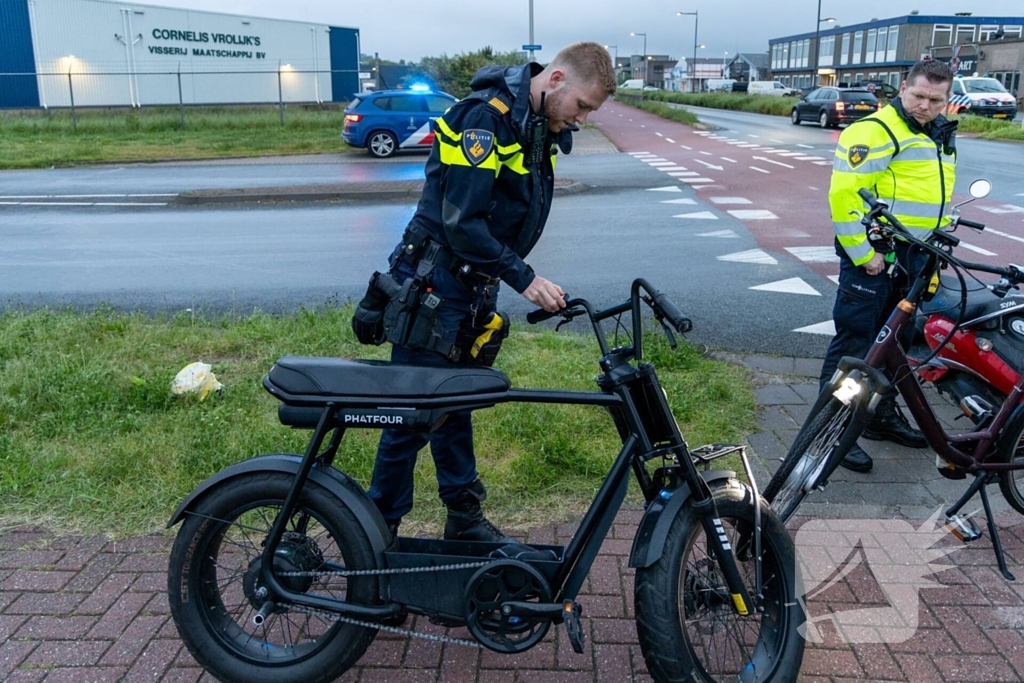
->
[768, 14, 1024, 91]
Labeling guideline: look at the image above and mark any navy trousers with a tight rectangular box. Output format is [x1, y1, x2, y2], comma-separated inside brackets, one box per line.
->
[367, 255, 497, 525]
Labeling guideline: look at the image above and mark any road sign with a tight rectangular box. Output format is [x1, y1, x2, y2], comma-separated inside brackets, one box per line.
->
[522, 44, 542, 51]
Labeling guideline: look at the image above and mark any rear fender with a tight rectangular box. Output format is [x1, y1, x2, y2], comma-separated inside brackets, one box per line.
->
[628, 470, 736, 569]
[167, 454, 391, 563]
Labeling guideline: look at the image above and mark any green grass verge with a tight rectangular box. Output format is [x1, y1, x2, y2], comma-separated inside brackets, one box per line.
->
[618, 89, 799, 117]
[0, 306, 757, 536]
[0, 105, 355, 169]
[951, 113, 1024, 141]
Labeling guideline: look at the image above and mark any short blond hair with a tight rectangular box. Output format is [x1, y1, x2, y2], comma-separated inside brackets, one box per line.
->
[550, 42, 617, 95]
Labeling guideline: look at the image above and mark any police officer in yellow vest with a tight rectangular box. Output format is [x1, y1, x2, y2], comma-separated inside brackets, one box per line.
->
[823, 59, 958, 473]
[362, 44, 616, 543]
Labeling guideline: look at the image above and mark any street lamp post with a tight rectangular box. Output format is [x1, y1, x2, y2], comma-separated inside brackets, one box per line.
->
[723, 51, 729, 78]
[604, 44, 619, 81]
[676, 11, 699, 92]
[630, 32, 647, 84]
[813, 0, 837, 87]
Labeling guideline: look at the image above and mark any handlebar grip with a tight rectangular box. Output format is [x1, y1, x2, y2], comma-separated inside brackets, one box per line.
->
[858, 188, 878, 207]
[958, 218, 986, 231]
[526, 308, 558, 324]
[652, 293, 693, 334]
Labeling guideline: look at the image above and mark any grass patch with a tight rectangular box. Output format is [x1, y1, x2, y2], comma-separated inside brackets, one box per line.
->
[0, 105, 355, 169]
[618, 89, 799, 117]
[952, 113, 1024, 141]
[0, 306, 757, 537]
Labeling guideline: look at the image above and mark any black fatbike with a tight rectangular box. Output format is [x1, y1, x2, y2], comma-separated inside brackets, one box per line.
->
[166, 278, 805, 683]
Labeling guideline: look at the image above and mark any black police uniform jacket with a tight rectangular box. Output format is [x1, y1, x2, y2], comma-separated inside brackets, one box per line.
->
[406, 63, 572, 293]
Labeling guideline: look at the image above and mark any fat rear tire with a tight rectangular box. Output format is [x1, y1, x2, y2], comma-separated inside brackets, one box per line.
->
[168, 472, 378, 683]
[634, 479, 804, 683]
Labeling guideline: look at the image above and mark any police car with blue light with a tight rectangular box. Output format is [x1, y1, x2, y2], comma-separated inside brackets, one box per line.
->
[342, 84, 458, 158]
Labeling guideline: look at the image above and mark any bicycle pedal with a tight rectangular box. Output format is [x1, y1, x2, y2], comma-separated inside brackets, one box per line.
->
[945, 514, 983, 543]
[562, 601, 585, 654]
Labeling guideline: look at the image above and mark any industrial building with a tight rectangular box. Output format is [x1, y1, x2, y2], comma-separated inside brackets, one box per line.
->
[0, 0, 360, 108]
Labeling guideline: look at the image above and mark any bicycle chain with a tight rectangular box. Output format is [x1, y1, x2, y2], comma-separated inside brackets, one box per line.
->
[274, 560, 490, 647]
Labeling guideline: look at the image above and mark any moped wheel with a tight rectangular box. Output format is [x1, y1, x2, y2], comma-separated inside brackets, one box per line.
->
[635, 480, 804, 683]
[167, 472, 378, 683]
[763, 395, 860, 522]
[998, 421, 1024, 515]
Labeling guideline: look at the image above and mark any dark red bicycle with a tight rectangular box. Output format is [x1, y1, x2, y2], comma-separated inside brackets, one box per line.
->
[764, 180, 1024, 581]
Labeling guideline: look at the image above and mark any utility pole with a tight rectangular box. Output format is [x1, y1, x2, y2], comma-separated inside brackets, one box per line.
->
[528, 0, 535, 62]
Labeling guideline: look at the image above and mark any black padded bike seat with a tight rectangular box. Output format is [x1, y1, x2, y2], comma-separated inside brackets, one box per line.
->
[920, 275, 1024, 323]
[265, 356, 511, 400]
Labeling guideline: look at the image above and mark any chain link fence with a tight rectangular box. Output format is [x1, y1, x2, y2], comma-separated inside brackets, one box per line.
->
[0, 68, 360, 129]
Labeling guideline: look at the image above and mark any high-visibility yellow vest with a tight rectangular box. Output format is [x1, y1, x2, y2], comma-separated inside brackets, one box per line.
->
[829, 104, 957, 266]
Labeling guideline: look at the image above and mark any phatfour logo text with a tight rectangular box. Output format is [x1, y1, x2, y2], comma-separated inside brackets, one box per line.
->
[343, 414, 405, 425]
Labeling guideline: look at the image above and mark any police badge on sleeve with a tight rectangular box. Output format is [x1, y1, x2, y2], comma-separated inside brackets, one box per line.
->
[848, 144, 870, 168]
[463, 129, 495, 166]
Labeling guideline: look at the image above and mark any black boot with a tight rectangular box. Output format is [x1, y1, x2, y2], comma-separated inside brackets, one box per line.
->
[862, 399, 927, 448]
[443, 480, 514, 543]
[839, 443, 873, 473]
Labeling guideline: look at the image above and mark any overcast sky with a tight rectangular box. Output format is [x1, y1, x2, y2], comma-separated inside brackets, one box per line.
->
[151, 1, 1024, 63]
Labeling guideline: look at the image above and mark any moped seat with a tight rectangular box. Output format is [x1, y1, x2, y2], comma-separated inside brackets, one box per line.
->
[265, 356, 511, 400]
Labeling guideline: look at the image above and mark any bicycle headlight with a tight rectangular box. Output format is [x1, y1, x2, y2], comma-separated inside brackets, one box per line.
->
[832, 377, 862, 405]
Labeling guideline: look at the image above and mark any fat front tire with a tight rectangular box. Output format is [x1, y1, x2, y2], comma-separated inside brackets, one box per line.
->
[367, 130, 398, 158]
[167, 472, 379, 683]
[763, 395, 858, 522]
[634, 479, 804, 683]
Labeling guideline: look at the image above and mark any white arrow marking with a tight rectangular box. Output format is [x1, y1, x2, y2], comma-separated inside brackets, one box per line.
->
[694, 159, 725, 171]
[673, 211, 719, 219]
[660, 198, 697, 204]
[753, 156, 795, 169]
[718, 249, 778, 265]
[786, 246, 840, 262]
[697, 229, 739, 238]
[647, 186, 682, 192]
[794, 320, 837, 336]
[750, 277, 821, 296]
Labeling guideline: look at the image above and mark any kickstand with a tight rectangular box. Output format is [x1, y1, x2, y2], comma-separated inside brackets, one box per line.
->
[979, 478, 1016, 581]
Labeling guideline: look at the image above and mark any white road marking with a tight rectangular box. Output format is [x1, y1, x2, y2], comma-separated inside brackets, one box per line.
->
[748, 134, 760, 138]
[720, 157, 738, 163]
[16, 202, 99, 206]
[796, 144, 815, 149]
[0, 193, 176, 199]
[681, 178, 715, 184]
[694, 159, 724, 171]
[648, 161, 677, 166]
[814, 161, 833, 166]
[770, 138, 785, 143]
[726, 141, 746, 145]
[658, 166, 689, 171]
[794, 320, 837, 336]
[750, 166, 770, 174]
[979, 205, 1024, 215]
[699, 151, 714, 156]
[94, 202, 169, 206]
[987, 228, 1024, 244]
[656, 132, 664, 137]
[680, 145, 693, 150]
[957, 241, 997, 256]
[660, 198, 698, 205]
[710, 197, 752, 205]
[644, 158, 669, 163]
[673, 211, 719, 220]
[718, 249, 779, 265]
[777, 152, 806, 157]
[728, 209, 779, 220]
[828, 275, 841, 285]
[697, 229, 739, 238]
[736, 143, 760, 148]
[668, 171, 701, 177]
[665, 138, 675, 143]
[794, 156, 820, 161]
[628, 151, 653, 156]
[753, 156, 794, 169]
[750, 277, 821, 296]
[647, 186, 683, 192]
[758, 148, 777, 152]
[809, 186, 820, 191]
[786, 246, 840, 262]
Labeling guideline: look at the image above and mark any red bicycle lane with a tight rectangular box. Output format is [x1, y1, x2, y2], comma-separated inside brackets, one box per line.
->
[591, 101, 1024, 285]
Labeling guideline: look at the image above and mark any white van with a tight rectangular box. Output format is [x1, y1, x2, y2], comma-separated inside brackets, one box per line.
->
[748, 81, 799, 97]
[706, 79, 736, 92]
[621, 79, 645, 90]
[950, 76, 1018, 119]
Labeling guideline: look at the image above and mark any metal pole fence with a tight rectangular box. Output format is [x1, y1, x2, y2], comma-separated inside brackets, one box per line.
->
[67, 67, 76, 131]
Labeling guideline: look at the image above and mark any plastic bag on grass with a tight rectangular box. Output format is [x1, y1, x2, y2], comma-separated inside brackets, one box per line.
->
[171, 362, 223, 401]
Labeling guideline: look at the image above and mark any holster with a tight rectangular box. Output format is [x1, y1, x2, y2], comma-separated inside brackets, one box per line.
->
[461, 311, 509, 367]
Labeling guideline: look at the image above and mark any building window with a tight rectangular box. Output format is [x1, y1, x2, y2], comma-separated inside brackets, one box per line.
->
[933, 24, 952, 46]
[855, 72, 864, 83]
[840, 33, 851, 65]
[979, 25, 1000, 41]
[866, 29, 877, 63]
[875, 27, 888, 63]
[889, 72, 900, 89]
[852, 31, 863, 64]
[955, 24, 975, 44]
[819, 35, 835, 66]
[886, 26, 898, 61]
[868, 72, 877, 81]
[803, 39, 810, 67]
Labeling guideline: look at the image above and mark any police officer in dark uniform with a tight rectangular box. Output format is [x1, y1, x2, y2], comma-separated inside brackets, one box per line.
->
[359, 43, 616, 542]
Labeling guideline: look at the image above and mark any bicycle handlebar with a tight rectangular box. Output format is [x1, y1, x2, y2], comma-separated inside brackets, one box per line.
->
[957, 217, 986, 231]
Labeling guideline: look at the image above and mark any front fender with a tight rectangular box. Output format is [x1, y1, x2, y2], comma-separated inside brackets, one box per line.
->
[628, 470, 736, 569]
[167, 454, 391, 563]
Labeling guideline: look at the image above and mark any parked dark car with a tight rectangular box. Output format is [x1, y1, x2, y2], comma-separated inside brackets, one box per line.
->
[791, 87, 880, 128]
[341, 87, 457, 158]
